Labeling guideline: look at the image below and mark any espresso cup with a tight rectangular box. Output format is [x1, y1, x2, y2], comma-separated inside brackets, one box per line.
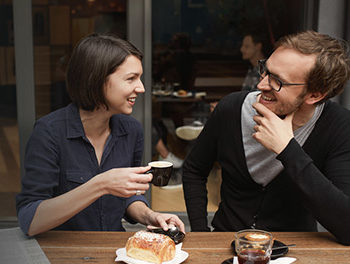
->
[147, 161, 173, 186]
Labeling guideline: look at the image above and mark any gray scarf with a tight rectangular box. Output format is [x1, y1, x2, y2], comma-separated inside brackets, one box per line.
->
[241, 91, 324, 186]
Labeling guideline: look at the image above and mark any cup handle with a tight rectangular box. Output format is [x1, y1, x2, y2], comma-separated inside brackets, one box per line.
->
[146, 169, 153, 174]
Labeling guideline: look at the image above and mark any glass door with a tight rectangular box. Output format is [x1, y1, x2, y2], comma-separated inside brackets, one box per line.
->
[0, 0, 20, 225]
[31, 0, 127, 118]
[150, 0, 310, 213]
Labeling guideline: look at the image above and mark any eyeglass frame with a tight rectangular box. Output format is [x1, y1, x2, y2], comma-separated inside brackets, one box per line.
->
[258, 59, 307, 92]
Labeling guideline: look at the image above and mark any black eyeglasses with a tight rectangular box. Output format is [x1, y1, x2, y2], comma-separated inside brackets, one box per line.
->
[258, 59, 307, 92]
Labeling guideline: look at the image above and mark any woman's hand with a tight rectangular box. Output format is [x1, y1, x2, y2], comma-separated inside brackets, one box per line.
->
[146, 211, 186, 234]
[127, 202, 186, 233]
[98, 166, 152, 197]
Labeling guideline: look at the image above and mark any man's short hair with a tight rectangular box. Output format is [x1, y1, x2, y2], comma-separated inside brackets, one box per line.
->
[242, 30, 272, 57]
[66, 33, 143, 111]
[275, 30, 350, 103]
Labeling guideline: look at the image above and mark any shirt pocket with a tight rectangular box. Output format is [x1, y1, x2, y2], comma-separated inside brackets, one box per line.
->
[64, 171, 91, 191]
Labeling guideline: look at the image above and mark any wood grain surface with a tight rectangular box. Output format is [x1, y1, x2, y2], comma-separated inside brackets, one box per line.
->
[36, 231, 350, 264]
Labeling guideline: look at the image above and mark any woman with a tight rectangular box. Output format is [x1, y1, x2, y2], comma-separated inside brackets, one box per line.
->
[16, 33, 184, 236]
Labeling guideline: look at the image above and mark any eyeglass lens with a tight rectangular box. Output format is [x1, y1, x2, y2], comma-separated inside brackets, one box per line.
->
[258, 60, 281, 91]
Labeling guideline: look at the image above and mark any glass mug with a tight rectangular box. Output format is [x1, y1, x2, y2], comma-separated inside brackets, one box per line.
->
[235, 229, 273, 264]
[147, 161, 173, 186]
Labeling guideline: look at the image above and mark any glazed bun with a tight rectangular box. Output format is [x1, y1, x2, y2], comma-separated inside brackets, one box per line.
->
[126, 231, 176, 264]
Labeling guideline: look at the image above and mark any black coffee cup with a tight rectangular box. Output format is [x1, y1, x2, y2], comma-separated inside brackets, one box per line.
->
[148, 161, 173, 186]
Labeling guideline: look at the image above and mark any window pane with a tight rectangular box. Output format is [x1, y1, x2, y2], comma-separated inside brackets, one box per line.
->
[0, 0, 21, 224]
[32, 0, 127, 118]
[151, 0, 307, 212]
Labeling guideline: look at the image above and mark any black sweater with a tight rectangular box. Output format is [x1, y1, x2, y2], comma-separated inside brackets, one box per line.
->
[183, 92, 350, 245]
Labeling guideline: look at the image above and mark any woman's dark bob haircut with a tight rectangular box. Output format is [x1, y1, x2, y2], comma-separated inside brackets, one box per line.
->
[66, 33, 143, 111]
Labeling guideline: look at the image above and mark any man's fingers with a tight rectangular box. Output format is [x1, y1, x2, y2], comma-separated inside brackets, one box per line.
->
[253, 115, 263, 125]
[253, 102, 271, 117]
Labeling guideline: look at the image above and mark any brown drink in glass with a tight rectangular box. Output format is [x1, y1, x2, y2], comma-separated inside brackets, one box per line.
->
[237, 249, 270, 264]
[235, 229, 273, 264]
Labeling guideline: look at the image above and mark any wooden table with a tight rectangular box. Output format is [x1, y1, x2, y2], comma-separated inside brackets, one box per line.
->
[36, 231, 350, 263]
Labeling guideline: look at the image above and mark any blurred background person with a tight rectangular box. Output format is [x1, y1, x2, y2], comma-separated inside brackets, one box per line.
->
[240, 30, 272, 92]
[152, 120, 183, 169]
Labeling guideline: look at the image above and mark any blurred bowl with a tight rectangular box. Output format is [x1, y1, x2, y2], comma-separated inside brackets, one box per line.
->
[176, 125, 203, 141]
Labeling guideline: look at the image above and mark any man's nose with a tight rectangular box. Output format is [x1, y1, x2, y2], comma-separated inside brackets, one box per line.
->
[257, 75, 271, 91]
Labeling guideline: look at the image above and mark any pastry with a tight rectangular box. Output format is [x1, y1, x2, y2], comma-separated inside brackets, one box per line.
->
[177, 89, 187, 96]
[126, 231, 176, 264]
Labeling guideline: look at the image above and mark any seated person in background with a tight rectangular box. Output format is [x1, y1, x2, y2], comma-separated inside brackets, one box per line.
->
[16, 33, 184, 236]
[152, 120, 183, 168]
[182, 31, 350, 245]
[240, 31, 271, 92]
[208, 31, 271, 111]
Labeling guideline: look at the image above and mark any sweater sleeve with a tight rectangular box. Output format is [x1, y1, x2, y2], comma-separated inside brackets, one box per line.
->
[277, 137, 350, 245]
[182, 103, 221, 231]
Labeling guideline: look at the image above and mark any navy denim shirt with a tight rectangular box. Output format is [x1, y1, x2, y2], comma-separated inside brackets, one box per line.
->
[16, 103, 148, 235]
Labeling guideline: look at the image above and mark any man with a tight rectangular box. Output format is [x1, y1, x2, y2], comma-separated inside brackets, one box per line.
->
[182, 31, 350, 245]
[240, 32, 269, 92]
[207, 32, 270, 115]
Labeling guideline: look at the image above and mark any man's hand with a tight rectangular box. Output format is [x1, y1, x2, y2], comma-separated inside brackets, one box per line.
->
[252, 102, 294, 154]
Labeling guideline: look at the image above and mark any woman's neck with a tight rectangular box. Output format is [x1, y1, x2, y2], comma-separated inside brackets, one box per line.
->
[79, 108, 111, 139]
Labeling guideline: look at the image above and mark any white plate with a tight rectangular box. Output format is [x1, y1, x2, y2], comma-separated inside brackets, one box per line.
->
[152, 90, 172, 96]
[232, 256, 296, 264]
[172, 91, 193, 98]
[115, 243, 188, 264]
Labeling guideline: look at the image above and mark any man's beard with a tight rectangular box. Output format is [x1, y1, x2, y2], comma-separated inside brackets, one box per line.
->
[276, 91, 307, 118]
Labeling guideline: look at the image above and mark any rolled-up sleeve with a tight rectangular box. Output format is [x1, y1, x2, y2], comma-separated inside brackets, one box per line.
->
[16, 120, 60, 235]
[124, 195, 150, 224]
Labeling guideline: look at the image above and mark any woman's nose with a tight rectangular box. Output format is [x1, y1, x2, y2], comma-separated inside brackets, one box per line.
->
[135, 80, 145, 93]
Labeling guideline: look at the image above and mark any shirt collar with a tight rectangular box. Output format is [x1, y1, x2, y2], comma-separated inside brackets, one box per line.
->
[110, 114, 128, 137]
[66, 103, 128, 139]
[66, 103, 85, 139]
